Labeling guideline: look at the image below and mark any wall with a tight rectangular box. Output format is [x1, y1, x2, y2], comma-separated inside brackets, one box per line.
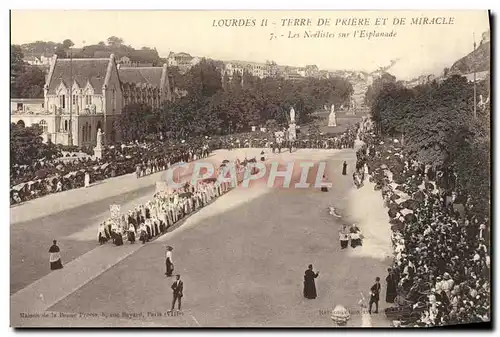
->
[11, 100, 45, 113]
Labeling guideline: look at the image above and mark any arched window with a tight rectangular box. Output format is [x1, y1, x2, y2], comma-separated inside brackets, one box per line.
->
[39, 120, 48, 133]
[17, 120, 25, 127]
[84, 122, 89, 141]
[64, 120, 68, 131]
[82, 125, 86, 142]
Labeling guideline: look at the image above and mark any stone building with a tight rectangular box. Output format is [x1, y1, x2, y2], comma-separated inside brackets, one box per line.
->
[11, 54, 172, 147]
[118, 64, 172, 110]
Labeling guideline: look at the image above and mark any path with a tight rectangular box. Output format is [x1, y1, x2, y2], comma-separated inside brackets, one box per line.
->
[12, 147, 393, 327]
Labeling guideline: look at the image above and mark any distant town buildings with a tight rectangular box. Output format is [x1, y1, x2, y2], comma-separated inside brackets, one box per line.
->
[23, 55, 53, 68]
[167, 52, 200, 73]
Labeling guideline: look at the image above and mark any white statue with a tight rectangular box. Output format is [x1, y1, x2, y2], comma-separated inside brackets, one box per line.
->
[290, 107, 296, 123]
[96, 128, 104, 148]
[328, 104, 337, 127]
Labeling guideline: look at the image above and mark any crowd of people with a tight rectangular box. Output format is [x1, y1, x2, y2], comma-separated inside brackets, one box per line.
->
[356, 118, 490, 327]
[97, 177, 233, 246]
[216, 126, 357, 152]
[10, 141, 212, 205]
[10, 125, 359, 205]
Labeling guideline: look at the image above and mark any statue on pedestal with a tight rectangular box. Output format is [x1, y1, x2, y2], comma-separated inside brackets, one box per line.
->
[288, 107, 297, 141]
[289, 107, 296, 124]
[94, 128, 105, 160]
[96, 128, 104, 148]
[328, 104, 337, 127]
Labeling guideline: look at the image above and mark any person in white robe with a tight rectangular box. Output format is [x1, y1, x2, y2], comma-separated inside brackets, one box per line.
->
[84, 172, 90, 188]
[127, 223, 136, 243]
[165, 247, 174, 276]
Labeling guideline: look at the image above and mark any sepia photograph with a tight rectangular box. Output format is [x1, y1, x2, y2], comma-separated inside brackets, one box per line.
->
[9, 9, 491, 328]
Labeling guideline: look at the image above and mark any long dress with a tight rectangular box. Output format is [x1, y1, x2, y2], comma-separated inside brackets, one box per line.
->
[166, 251, 174, 276]
[127, 225, 136, 243]
[49, 244, 63, 270]
[114, 230, 124, 246]
[342, 162, 347, 176]
[303, 269, 319, 299]
[385, 273, 397, 303]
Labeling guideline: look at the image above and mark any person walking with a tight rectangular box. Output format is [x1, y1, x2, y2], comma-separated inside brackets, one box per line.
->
[303, 264, 319, 299]
[339, 225, 350, 249]
[369, 277, 381, 314]
[170, 274, 183, 311]
[385, 268, 397, 303]
[342, 161, 348, 176]
[48, 240, 63, 270]
[165, 246, 174, 277]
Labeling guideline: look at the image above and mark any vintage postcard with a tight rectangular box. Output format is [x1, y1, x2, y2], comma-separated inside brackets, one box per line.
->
[10, 10, 491, 328]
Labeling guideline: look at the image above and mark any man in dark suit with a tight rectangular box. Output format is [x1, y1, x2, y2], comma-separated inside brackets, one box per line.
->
[170, 274, 183, 311]
[369, 277, 381, 314]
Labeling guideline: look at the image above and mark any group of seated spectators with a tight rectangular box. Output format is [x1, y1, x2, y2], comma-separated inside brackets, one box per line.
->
[357, 119, 490, 327]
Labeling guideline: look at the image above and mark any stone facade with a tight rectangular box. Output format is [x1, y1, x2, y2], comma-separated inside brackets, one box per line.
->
[11, 54, 172, 147]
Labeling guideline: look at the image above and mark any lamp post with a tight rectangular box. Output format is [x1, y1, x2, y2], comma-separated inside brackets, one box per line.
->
[68, 49, 73, 146]
[473, 32, 477, 119]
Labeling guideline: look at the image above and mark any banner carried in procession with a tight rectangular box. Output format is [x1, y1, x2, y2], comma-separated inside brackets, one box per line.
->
[156, 181, 168, 194]
[110, 204, 121, 219]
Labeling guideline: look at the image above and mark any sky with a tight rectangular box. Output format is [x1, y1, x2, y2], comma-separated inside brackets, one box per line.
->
[10, 10, 490, 80]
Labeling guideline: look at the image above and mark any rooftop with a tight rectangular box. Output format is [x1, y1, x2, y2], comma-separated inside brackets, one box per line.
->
[118, 66, 164, 87]
[47, 58, 111, 94]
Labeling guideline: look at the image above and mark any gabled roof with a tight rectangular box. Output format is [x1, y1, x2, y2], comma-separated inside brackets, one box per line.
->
[47, 57, 111, 94]
[118, 67, 163, 87]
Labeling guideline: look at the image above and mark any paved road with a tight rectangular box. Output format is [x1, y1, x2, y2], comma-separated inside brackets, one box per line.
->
[46, 148, 392, 327]
[10, 152, 224, 295]
[10, 185, 154, 294]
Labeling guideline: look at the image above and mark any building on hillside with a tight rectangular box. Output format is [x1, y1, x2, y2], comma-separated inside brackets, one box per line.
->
[167, 52, 195, 73]
[305, 65, 319, 78]
[118, 56, 132, 65]
[190, 57, 201, 67]
[40, 55, 53, 67]
[118, 64, 172, 110]
[463, 70, 490, 83]
[222, 60, 276, 79]
[297, 67, 306, 77]
[23, 56, 43, 66]
[10, 54, 173, 147]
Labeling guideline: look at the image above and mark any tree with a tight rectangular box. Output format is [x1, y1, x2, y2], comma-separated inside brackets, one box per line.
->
[54, 44, 67, 58]
[10, 123, 57, 166]
[12, 66, 46, 98]
[62, 39, 74, 49]
[117, 103, 155, 142]
[11, 45, 25, 95]
[107, 36, 124, 47]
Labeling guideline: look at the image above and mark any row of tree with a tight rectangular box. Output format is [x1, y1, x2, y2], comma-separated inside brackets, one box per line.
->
[367, 72, 490, 213]
[117, 59, 354, 141]
[10, 45, 46, 98]
[19, 37, 162, 64]
[11, 123, 59, 166]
